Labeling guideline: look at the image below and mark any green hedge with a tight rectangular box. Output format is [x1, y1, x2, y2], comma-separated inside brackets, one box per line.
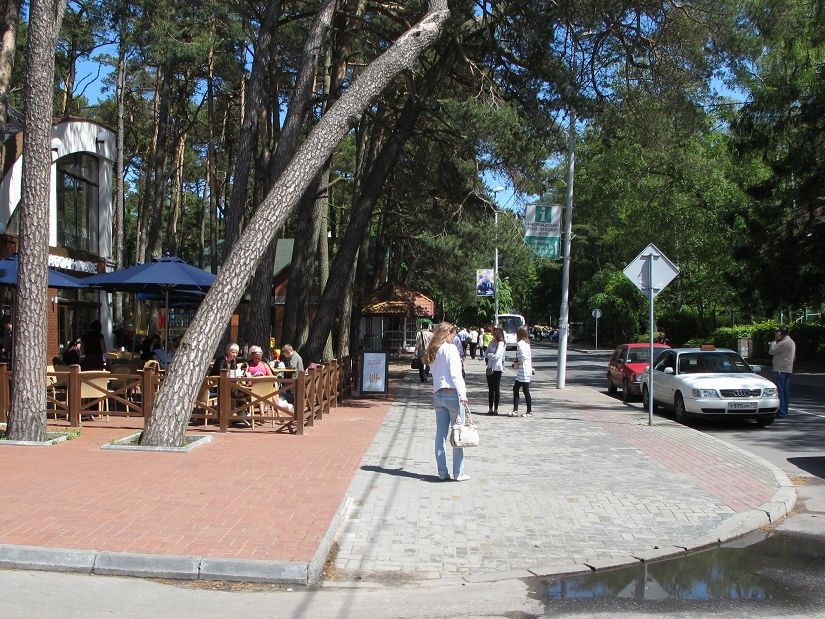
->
[709, 321, 825, 363]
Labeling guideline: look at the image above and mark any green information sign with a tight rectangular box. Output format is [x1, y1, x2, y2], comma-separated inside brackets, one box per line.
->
[523, 204, 561, 259]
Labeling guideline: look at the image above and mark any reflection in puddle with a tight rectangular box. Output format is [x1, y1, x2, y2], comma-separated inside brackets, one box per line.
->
[535, 531, 825, 612]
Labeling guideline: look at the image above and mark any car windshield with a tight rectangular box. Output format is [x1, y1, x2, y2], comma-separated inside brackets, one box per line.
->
[677, 352, 752, 374]
[625, 347, 669, 364]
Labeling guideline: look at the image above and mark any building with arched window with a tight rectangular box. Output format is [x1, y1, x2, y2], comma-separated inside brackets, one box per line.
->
[0, 117, 115, 359]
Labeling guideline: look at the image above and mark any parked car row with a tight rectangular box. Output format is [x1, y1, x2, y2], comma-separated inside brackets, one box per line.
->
[607, 343, 779, 427]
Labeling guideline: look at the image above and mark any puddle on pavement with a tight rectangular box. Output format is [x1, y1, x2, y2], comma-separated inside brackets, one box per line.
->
[530, 530, 825, 614]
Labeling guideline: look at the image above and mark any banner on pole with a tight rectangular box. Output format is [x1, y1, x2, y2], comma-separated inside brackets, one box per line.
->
[523, 203, 561, 259]
[476, 269, 495, 297]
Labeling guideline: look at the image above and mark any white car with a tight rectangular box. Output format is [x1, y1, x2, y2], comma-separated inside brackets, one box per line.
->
[640, 347, 779, 426]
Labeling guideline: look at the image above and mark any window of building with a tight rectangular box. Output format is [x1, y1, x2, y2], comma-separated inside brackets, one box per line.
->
[56, 288, 100, 354]
[56, 153, 99, 254]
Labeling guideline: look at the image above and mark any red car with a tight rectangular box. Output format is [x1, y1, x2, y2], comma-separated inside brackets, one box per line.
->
[607, 342, 671, 402]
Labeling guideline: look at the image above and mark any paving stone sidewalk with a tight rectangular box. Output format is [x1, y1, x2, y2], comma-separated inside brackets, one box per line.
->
[333, 357, 795, 582]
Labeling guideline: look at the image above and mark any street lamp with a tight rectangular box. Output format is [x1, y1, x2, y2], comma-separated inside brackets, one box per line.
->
[557, 28, 592, 390]
[492, 186, 505, 326]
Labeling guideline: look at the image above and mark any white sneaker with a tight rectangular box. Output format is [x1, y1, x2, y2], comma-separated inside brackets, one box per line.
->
[437, 474, 450, 481]
[453, 474, 471, 482]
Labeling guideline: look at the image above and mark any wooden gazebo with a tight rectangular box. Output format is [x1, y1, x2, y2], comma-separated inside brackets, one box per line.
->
[361, 284, 435, 353]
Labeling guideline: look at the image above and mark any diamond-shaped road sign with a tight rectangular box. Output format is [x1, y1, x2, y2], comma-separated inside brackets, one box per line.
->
[623, 243, 679, 298]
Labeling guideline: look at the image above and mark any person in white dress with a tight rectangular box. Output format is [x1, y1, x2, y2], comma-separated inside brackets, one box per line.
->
[510, 326, 533, 417]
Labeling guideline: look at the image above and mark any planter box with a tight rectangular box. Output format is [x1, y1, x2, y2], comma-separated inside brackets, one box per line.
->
[0, 424, 69, 446]
[101, 431, 213, 452]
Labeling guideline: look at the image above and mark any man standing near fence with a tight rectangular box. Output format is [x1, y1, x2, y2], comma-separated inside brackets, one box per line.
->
[769, 325, 796, 418]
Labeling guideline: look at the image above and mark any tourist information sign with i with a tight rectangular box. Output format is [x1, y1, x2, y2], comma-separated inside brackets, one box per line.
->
[623, 243, 680, 425]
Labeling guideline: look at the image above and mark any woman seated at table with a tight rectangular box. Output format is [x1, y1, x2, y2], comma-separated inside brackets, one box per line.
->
[210, 342, 244, 376]
[245, 345, 273, 377]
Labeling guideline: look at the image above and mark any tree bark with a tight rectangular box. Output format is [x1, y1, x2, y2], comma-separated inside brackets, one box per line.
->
[140, 1, 451, 447]
[223, 1, 281, 262]
[300, 91, 426, 363]
[0, 0, 20, 170]
[5, 0, 65, 441]
[242, 0, 337, 356]
[113, 14, 126, 325]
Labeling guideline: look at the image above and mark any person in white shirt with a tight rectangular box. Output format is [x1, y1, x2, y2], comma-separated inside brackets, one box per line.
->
[484, 327, 505, 415]
[468, 327, 479, 359]
[424, 322, 470, 482]
[510, 326, 533, 417]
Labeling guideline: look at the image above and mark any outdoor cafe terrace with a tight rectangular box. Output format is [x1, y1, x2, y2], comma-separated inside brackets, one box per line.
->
[0, 356, 357, 435]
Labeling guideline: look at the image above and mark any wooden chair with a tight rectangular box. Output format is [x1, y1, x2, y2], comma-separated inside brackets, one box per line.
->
[195, 382, 218, 427]
[248, 377, 282, 429]
[79, 372, 111, 421]
[47, 364, 71, 421]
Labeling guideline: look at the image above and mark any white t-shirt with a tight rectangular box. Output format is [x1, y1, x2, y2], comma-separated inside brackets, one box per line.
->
[514, 340, 532, 382]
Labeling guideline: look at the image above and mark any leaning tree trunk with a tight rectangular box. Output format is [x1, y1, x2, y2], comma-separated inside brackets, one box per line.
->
[5, 0, 65, 442]
[140, 2, 451, 447]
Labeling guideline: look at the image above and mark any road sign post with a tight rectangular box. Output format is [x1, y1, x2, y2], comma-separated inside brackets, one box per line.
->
[623, 244, 679, 426]
[592, 308, 602, 350]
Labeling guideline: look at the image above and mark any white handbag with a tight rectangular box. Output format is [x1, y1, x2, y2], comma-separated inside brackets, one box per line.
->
[450, 405, 479, 448]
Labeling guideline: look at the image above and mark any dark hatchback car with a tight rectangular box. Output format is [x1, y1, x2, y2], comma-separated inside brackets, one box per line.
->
[607, 342, 670, 402]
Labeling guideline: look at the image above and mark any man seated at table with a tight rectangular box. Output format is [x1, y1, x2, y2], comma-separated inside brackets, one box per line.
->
[280, 344, 304, 404]
[281, 344, 304, 372]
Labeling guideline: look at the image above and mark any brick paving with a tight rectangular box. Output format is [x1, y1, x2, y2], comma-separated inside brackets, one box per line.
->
[332, 357, 787, 580]
[0, 356, 792, 584]
[0, 397, 390, 562]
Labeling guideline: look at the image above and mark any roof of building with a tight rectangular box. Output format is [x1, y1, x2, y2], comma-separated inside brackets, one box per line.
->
[362, 283, 435, 317]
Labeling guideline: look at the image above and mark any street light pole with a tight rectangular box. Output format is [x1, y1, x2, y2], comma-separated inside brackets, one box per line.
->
[556, 32, 581, 390]
[493, 186, 504, 326]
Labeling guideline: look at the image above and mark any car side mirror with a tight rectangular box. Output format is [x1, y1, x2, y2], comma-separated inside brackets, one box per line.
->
[750, 364, 762, 373]
[663, 367, 674, 374]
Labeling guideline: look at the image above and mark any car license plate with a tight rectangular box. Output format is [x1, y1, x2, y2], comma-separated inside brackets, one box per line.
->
[728, 402, 757, 411]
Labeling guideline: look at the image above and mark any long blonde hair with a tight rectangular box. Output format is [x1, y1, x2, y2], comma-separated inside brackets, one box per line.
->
[423, 322, 456, 365]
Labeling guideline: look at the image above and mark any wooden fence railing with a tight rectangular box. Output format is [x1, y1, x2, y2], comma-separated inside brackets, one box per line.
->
[0, 356, 356, 434]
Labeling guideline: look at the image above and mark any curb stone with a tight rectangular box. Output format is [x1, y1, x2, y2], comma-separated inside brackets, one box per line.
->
[94, 551, 200, 579]
[0, 544, 96, 572]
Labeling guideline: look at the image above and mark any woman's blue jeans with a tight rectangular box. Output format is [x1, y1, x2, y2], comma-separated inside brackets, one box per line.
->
[433, 389, 464, 478]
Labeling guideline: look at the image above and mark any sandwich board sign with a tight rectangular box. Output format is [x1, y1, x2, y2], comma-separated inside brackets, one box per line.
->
[623, 244, 679, 426]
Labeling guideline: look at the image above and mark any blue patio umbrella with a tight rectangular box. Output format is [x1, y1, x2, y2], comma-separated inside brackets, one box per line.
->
[83, 255, 216, 350]
[0, 255, 88, 289]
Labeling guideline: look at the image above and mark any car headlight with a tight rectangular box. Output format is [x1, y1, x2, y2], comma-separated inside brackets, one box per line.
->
[762, 387, 777, 397]
[692, 388, 719, 398]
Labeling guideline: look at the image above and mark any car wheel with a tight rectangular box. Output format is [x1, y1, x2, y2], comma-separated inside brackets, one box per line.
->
[607, 375, 617, 395]
[674, 393, 691, 424]
[642, 386, 657, 412]
[756, 414, 775, 427]
[622, 379, 631, 403]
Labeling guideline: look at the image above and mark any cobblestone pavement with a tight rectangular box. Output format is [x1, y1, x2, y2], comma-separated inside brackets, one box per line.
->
[333, 356, 792, 582]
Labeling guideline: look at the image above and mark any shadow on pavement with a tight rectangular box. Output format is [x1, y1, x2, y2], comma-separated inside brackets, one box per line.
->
[787, 457, 825, 480]
[360, 465, 444, 483]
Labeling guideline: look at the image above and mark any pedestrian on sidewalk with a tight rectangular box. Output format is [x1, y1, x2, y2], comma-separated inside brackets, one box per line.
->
[509, 326, 533, 417]
[414, 322, 433, 382]
[769, 325, 795, 418]
[485, 327, 505, 415]
[424, 322, 470, 482]
[468, 326, 479, 359]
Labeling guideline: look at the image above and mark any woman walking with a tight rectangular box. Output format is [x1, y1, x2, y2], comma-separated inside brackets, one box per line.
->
[424, 322, 470, 482]
[485, 327, 505, 415]
[510, 326, 533, 417]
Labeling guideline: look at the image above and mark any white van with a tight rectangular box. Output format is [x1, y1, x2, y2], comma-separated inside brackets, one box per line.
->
[499, 313, 526, 350]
